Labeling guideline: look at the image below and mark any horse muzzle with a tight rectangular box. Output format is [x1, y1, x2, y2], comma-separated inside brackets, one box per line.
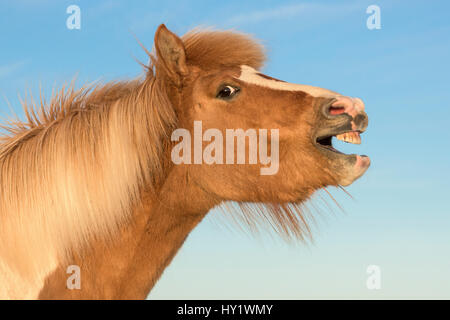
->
[313, 96, 370, 186]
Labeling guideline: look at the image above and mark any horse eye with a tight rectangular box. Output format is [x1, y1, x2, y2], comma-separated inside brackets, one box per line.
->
[216, 85, 240, 99]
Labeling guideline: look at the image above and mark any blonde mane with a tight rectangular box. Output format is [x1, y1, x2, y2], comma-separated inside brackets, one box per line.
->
[0, 62, 177, 279]
[0, 30, 268, 278]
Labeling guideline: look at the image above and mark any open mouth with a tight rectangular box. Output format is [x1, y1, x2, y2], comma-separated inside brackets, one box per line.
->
[314, 126, 370, 186]
[315, 130, 362, 155]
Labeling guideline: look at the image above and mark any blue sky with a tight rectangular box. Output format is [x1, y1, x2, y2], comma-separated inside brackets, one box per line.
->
[1, 0, 449, 299]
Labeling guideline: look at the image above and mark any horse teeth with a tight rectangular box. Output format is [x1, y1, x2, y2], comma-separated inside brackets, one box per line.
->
[336, 132, 361, 144]
[336, 133, 347, 142]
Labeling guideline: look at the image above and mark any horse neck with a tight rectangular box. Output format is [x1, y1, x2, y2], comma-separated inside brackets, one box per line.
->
[38, 166, 217, 299]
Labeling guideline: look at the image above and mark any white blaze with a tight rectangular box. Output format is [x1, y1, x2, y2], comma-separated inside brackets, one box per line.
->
[237, 65, 340, 98]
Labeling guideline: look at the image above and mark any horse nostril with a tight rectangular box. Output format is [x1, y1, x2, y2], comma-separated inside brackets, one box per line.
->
[321, 99, 345, 118]
[328, 106, 346, 116]
[321, 96, 365, 118]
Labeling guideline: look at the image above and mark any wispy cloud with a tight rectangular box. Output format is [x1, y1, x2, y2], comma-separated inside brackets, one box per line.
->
[87, 0, 122, 17]
[0, 60, 28, 79]
[224, 2, 360, 26]
[2, 0, 55, 9]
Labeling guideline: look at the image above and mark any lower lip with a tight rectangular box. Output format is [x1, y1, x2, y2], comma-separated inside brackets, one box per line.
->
[355, 155, 371, 169]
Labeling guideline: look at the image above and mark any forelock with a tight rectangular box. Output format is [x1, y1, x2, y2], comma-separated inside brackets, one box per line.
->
[182, 29, 266, 71]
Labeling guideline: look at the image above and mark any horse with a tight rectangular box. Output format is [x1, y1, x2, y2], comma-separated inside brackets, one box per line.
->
[0, 24, 369, 299]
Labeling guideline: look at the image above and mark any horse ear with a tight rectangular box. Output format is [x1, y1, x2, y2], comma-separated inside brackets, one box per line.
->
[154, 24, 188, 85]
